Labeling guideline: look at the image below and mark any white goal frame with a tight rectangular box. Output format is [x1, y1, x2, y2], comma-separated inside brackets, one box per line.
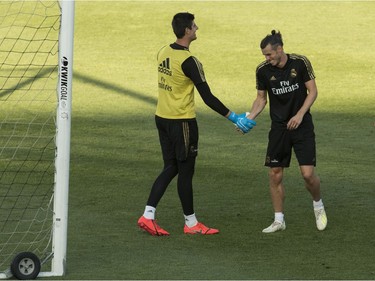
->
[45, 0, 75, 277]
[0, 0, 75, 278]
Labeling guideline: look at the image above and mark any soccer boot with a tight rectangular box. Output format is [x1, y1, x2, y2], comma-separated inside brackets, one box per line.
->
[262, 220, 286, 233]
[137, 216, 170, 236]
[184, 222, 219, 235]
[314, 207, 328, 231]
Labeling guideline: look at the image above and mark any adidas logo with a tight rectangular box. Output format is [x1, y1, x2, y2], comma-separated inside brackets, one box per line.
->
[160, 57, 170, 69]
[158, 57, 172, 76]
[270, 76, 277, 81]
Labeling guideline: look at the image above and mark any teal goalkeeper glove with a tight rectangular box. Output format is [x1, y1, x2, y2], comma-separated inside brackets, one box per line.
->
[236, 118, 256, 134]
[237, 112, 250, 119]
[228, 111, 251, 122]
[227, 112, 240, 123]
[228, 112, 255, 134]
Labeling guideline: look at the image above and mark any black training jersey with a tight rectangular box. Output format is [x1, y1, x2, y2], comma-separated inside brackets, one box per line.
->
[256, 54, 315, 127]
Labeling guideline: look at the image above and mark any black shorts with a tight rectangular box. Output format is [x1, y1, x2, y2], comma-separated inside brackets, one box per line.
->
[265, 122, 316, 167]
[155, 115, 198, 162]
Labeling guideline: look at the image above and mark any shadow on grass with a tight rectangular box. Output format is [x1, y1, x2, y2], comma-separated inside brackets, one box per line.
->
[0, 66, 57, 98]
[74, 71, 157, 105]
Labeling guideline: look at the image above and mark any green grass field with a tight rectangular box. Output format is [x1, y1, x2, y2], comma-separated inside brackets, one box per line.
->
[65, 1, 375, 280]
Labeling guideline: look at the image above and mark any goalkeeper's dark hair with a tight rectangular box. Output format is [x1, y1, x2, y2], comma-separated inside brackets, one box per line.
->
[172, 12, 195, 39]
[260, 30, 283, 49]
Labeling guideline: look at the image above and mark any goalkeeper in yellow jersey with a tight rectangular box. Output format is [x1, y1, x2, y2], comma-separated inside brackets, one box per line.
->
[137, 12, 256, 236]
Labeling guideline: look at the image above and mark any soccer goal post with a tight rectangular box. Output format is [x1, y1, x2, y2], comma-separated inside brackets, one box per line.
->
[0, 0, 74, 279]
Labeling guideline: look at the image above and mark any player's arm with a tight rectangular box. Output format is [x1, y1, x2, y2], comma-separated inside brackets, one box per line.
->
[248, 66, 268, 121]
[195, 82, 231, 116]
[182, 56, 230, 116]
[195, 80, 257, 131]
[182, 56, 255, 133]
[302, 79, 318, 114]
[287, 79, 318, 130]
[195, 81, 256, 132]
[247, 90, 267, 120]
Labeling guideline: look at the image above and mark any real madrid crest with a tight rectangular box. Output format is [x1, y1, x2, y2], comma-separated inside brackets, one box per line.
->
[290, 69, 297, 78]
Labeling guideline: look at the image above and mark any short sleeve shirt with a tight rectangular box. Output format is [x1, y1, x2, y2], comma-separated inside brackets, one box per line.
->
[256, 54, 315, 127]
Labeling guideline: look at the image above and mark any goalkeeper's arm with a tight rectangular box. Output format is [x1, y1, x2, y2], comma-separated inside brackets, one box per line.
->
[182, 56, 231, 117]
[195, 82, 254, 133]
[182, 56, 252, 130]
[195, 82, 230, 117]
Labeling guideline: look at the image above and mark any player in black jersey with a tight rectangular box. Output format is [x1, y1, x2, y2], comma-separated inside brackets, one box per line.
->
[247, 30, 327, 233]
[137, 12, 256, 236]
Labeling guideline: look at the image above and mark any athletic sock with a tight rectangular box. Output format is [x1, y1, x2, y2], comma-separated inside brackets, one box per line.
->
[184, 213, 198, 228]
[275, 212, 284, 223]
[313, 199, 324, 210]
[143, 205, 156, 220]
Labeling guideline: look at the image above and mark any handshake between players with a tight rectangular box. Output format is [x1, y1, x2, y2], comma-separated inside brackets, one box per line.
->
[227, 112, 256, 134]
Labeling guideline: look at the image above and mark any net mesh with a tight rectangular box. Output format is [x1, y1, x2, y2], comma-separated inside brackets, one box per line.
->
[0, 0, 60, 272]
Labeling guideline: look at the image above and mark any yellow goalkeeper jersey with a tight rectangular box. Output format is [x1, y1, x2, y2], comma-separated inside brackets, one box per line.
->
[156, 45, 196, 119]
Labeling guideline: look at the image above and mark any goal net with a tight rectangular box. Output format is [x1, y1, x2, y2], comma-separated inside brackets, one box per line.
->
[0, 0, 73, 278]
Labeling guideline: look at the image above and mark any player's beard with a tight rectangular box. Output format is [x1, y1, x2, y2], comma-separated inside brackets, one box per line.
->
[273, 59, 281, 67]
[270, 55, 282, 67]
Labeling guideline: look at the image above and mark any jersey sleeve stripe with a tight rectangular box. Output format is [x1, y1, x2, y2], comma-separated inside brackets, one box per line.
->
[290, 53, 315, 80]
